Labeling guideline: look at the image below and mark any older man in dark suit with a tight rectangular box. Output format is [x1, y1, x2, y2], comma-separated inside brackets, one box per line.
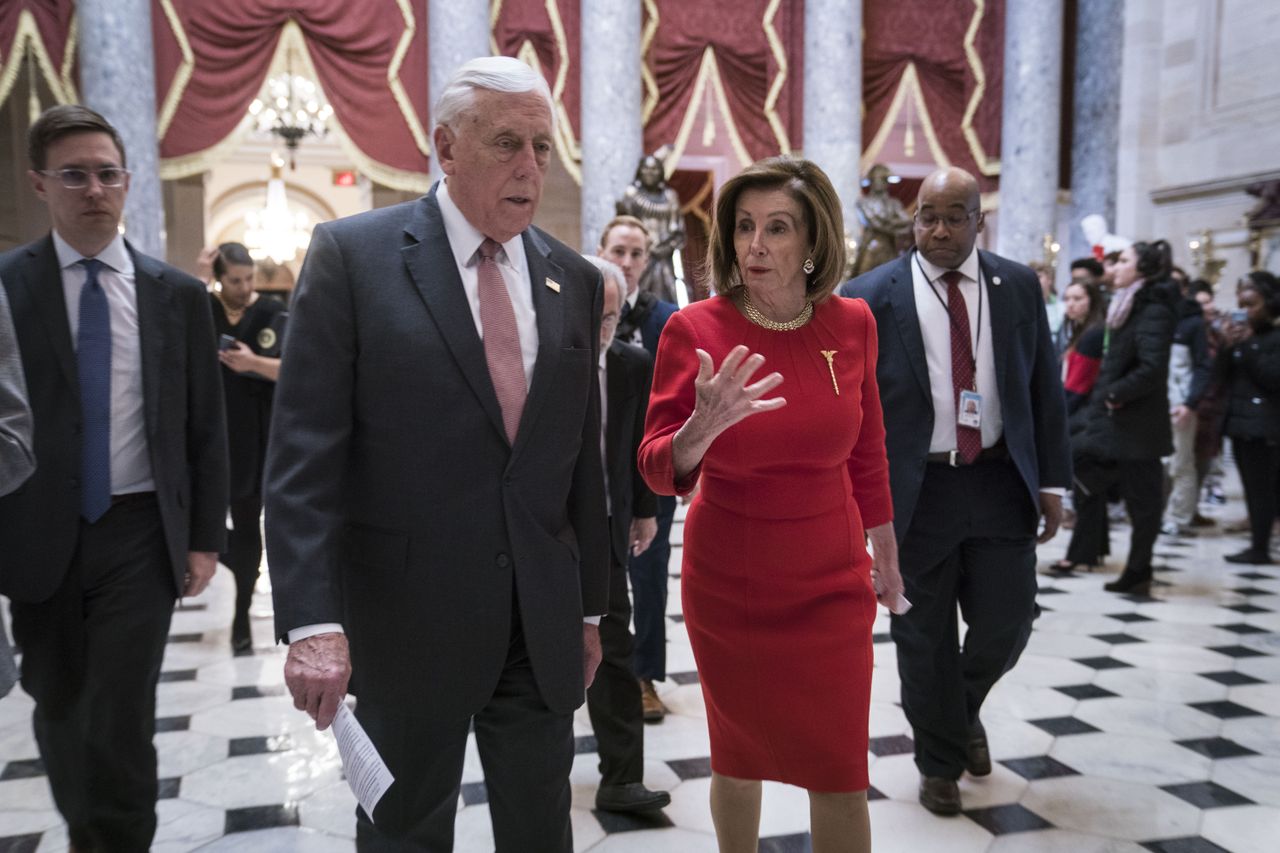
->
[841, 167, 1071, 816]
[0, 105, 227, 852]
[265, 57, 609, 852]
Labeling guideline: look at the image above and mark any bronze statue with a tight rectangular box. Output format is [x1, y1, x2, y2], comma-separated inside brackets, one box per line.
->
[616, 152, 685, 303]
[852, 164, 913, 276]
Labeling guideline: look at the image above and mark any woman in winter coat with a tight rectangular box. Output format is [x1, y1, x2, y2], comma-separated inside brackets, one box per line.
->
[1070, 240, 1178, 594]
[1218, 271, 1280, 564]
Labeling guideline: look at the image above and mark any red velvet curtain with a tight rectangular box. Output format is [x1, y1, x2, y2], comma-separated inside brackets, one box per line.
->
[156, 0, 430, 183]
[863, 0, 1004, 188]
[492, 0, 581, 146]
[0, 1, 77, 106]
[642, 0, 804, 163]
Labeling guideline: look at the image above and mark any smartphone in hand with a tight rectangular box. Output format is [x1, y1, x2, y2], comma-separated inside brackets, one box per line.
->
[219, 334, 237, 351]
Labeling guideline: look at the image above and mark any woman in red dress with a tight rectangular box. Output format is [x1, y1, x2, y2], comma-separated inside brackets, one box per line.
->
[638, 157, 902, 852]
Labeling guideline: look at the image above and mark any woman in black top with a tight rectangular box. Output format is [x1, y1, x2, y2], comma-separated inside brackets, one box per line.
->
[210, 243, 287, 651]
[1073, 240, 1178, 595]
[1219, 271, 1280, 564]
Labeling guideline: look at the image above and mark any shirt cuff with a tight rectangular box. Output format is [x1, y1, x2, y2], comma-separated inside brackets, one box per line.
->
[1040, 487, 1067, 498]
[287, 623, 345, 643]
[583, 616, 602, 626]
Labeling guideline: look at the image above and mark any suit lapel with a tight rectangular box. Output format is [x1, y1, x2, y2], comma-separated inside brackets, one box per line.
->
[130, 245, 170, 445]
[401, 191, 508, 443]
[21, 237, 77, 389]
[514, 229, 564, 457]
[887, 253, 931, 400]
[979, 251, 1013, 396]
[605, 344, 630, 472]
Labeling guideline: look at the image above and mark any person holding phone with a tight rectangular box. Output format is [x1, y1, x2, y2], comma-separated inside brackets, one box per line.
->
[210, 242, 286, 650]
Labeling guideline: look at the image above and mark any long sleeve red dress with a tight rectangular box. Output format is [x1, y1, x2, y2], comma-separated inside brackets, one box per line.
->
[638, 293, 893, 791]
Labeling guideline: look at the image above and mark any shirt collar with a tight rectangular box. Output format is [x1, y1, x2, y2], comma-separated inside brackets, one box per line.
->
[52, 229, 133, 276]
[436, 179, 526, 272]
[915, 246, 980, 287]
[625, 287, 639, 309]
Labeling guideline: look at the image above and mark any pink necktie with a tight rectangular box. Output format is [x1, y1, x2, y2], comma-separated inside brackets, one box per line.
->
[943, 270, 981, 464]
[477, 238, 526, 443]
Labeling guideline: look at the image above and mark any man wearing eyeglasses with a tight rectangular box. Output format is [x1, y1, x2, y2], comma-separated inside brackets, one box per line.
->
[0, 105, 227, 853]
[840, 167, 1070, 817]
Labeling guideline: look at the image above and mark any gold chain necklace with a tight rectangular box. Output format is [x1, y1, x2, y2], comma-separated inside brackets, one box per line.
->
[740, 290, 813, 331]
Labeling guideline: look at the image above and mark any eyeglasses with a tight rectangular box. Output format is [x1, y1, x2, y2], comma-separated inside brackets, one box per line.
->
[915, 209, 979, 230]
[37, 167, 129, 189]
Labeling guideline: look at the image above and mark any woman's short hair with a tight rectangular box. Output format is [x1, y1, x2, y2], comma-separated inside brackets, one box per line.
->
[434, 56, 555, 132]
[213, 242, 254, 280]
[1242, 269, 1280, 317]
[707, 156, 846, 302]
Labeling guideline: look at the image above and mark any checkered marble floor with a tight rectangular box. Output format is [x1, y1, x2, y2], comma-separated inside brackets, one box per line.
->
[3, 485, 1280, 852]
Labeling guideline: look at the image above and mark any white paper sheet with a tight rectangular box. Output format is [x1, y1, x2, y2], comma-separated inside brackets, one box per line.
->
[332, 702, 395, 821]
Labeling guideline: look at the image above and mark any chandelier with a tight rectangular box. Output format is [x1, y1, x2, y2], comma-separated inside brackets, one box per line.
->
[248, 52, 333, 168]
[243, 155, 312, 265]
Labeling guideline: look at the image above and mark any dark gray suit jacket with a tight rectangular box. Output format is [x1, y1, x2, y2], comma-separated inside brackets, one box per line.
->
[0, 282, 34, 497]
[841, 250, 1071, 540]
[264, 187, 610, 716]
[0, 236, 228, 601]
[605, 339, 656, 566]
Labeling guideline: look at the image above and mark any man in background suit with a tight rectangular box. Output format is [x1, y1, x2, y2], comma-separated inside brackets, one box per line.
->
[842, 167, 1071, 816]
[599, 215, 678, 721]
[581, 255, 671, 814]
[0, 105, 227, 852]
[265, 57, 609, 852]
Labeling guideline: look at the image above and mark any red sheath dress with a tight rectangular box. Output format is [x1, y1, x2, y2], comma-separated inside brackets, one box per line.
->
[638, 294, 893, 792]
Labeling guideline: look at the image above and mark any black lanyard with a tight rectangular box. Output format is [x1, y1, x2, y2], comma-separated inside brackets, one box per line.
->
[916, 251, 982, 381]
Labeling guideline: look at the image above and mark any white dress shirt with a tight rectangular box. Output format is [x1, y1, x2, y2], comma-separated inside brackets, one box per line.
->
[54, 230, 154, 495]
[619, 288, 643, 348]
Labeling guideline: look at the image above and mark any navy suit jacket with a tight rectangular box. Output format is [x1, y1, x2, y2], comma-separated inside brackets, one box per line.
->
[622, 294, 677, 357]
[605, 339, 656, 566]
[841, 250, 1071, 540]
[0, 236, 228, 601]
[264, 186, 610, 716]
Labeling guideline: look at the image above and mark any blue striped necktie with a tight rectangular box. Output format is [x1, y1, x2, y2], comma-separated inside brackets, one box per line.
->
[78, 258, 112, 522]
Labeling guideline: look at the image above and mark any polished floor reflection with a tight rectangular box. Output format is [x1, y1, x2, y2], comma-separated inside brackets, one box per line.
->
[1, 485, 1278, 852]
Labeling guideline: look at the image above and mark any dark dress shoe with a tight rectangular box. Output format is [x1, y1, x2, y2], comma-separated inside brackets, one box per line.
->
[1225, 549, 1274, 565]
[966, 732, 992, 777]
[231, 616, 252, 652]
[918, 775, 961, 816]
[1104, 570, 1152, 595]
[595, 782, 672, 813]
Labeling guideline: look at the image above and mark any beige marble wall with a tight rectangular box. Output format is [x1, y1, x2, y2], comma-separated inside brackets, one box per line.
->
[1117, 0, 1280, 299]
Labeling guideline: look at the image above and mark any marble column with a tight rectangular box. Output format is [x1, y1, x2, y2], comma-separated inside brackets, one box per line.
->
[803, 0, 862, 237]
[996, 0, 1064, 264]
[580, 0, 643, 252]
[77, 0, 164, 258]
[428, 0, 492, 183]
[1069, 0, 1124, 261]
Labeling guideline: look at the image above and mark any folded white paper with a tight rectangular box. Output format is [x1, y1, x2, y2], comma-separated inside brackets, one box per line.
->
[332, 702, 395, 821]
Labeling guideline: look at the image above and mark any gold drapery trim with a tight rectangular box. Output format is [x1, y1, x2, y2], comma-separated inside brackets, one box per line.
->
[960, 0, 1000, 176]
[389, 0, 431, 158]
[640, 0, 659, 123]
[0, 11, 76, 111]
[761, 0, 792, 154]
[155, 0, 193, 139]
[158, 18, 431, 193]
[860, 62, 950, 173]
[666, 47, 752, 176]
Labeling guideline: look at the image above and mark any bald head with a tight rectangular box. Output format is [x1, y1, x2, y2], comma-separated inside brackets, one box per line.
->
[913, 167, 984, 269]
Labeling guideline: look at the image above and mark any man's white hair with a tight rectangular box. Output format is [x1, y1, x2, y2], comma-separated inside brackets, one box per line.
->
[582, 255, 627, 306]
[435, 56, 555, 130]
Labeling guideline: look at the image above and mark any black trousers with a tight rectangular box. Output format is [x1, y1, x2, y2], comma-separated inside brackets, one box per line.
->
[892, 461, 1038, 779]
[354, 605, 574, 853]
[1069, 457, 1164, 575]
[10, 494, 175, 853]
[586, 556, 645, 785]
[221, 492, 264, 625]
[629, 495, 674, 681]
[1233, 437, 1280, 555]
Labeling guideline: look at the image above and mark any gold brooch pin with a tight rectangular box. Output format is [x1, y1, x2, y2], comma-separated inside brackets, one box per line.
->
[821, 350, 840, 396]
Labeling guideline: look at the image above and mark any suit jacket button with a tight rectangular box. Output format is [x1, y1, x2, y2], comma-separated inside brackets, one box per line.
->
[496, 553, 510, 568]
[69, 477, 79, 488]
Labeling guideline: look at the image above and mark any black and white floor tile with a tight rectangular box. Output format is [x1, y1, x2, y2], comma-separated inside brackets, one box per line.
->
[2, 483, 1279, 851]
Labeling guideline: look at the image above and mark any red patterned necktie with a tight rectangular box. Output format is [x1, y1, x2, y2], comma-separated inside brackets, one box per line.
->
[477, 238, 526, 443]
[943, 270, 982, 464]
